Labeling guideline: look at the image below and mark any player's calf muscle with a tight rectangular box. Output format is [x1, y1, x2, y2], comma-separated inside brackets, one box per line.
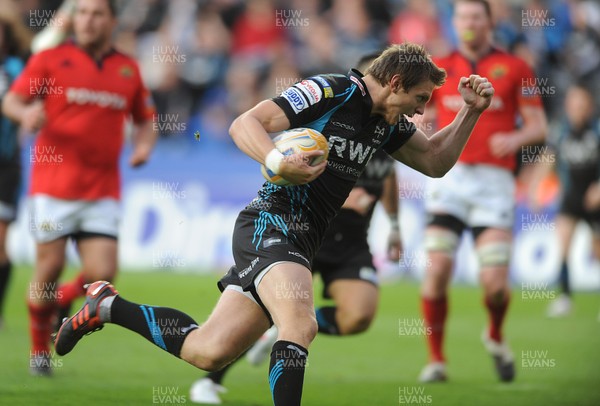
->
[180, 332, 232, 371]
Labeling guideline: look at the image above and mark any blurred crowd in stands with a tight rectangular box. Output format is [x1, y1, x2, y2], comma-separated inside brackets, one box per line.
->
[1, 0, 599, 150]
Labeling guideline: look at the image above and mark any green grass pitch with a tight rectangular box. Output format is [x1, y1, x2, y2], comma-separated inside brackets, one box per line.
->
[1, 266, 599, 405]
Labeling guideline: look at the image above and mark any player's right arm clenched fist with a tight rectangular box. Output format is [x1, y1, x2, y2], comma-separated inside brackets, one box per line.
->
[458, 74, 494, 112]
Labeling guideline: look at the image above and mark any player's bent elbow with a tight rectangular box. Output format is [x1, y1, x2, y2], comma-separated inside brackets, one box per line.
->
[2, 93, 24, 124]
[1, 94, 15, 121]
[420, 163, 448, 179]
[228, 115, 243, 142]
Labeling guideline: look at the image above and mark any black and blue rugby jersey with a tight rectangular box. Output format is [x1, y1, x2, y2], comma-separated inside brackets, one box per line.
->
[245, 70, 415, 259]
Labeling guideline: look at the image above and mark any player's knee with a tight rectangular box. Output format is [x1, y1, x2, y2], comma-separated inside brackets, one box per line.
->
[340, 310, 374, 334]
[301, 315, 318, 343]
[279, 314, 318, 345]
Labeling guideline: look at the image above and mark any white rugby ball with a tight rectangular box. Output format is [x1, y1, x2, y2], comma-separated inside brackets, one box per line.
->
[261, 128, 329, 186]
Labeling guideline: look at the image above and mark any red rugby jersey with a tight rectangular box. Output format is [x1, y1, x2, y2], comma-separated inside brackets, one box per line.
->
[431, 48, 542, 171]
[11, 42, 155, 200]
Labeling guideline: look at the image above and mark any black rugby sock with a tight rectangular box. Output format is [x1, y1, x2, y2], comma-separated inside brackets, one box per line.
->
[316, 306, 340, 335]
[558, 261, 570, 296]
[206, 362, 233, 385]
[0, 261, 11, 317]
[108, 296, 199, 357]
[269, 340, 308, 406]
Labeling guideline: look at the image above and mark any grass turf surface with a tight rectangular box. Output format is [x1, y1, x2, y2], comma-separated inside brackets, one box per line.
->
[0, 266, 599, 406]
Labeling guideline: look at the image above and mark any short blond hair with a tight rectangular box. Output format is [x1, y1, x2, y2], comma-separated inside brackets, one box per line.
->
[366, 43, 446, 91]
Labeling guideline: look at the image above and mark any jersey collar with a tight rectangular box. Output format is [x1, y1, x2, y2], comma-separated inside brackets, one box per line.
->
[454, 46, 502, 64]
[67, 38, 118, 68]
[348, 69, 374, 119]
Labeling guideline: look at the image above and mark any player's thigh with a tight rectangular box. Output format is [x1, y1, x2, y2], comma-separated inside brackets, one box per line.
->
[556, 214, 578, 257]
[77, 236, 118, 280]
[422, 215, 464, 295]
[182, 289, 270, 369]
[328, 279, 378, 322]
[257, 262, 316, 346]
[475, 227, 511, 295]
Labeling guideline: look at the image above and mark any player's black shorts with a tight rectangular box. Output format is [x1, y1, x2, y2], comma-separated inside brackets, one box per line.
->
[217, 208, 312, 296]
[560, 195, 600, 235]
[0, 162, 21, 221]
[312, 237, 378, 299]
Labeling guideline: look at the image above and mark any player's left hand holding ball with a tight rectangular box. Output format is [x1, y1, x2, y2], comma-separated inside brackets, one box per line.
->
[459, 74, 494, 112]
[279, 150, 327, 185]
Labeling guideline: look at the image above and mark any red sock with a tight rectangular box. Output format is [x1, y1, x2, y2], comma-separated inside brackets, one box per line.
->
[57, 272, 86, 308]
[28, 301, 56, 353]
[485, 294, 510, 343]
[421, 296, 448, 363]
